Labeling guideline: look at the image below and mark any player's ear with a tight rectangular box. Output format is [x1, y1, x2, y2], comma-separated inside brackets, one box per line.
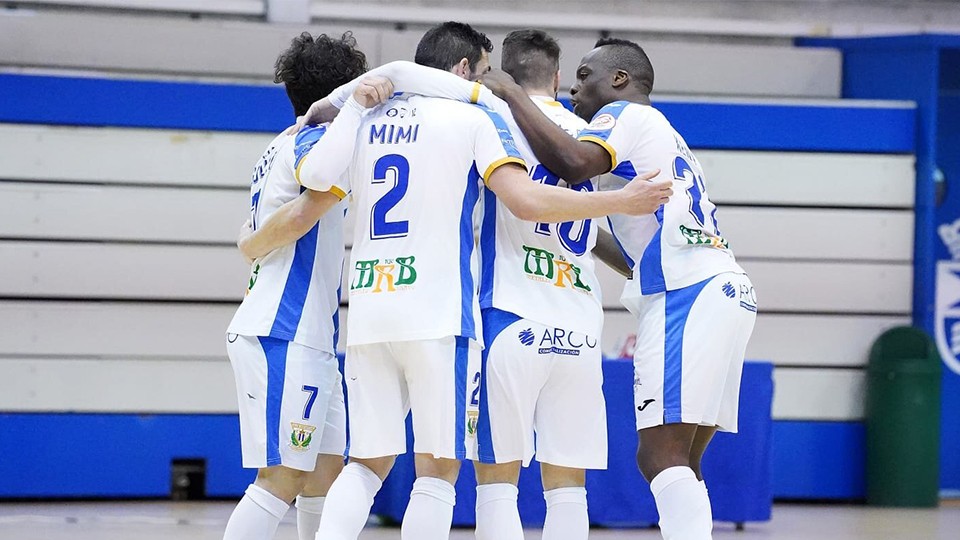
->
[552, 71, 561, 96]
[452, 58, 470, 79]
[612, 69, 630, 90]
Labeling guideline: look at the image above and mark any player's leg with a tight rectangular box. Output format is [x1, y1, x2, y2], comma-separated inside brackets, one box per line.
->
[315, 342, 407, 540]
[224, 335, 330, 540]
[632, 279, 719, 540]
[398, 336, 475, 540]
[536, 330, 606, 540]
[473, 312, 546, 540]
[296, 365, 347, 540]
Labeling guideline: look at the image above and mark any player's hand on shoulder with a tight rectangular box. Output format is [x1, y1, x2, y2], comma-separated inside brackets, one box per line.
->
[619, 169, 672, 215]
[237, 219, 256, 265]
[479, 69, 519, 98]
[353, 76, 394, 109]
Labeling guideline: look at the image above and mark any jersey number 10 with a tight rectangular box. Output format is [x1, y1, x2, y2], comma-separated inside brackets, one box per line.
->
[530, 164, 593, 256]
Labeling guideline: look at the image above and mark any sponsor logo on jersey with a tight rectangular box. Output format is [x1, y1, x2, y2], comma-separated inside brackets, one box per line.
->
[246, 262, 261, 294]
[679, 224, 729, 249]
[587, 113, 616, 131]
[721, 282, 736, 298]
[518, 328, 536, 346]
[739, 282, 758, 312]
[536, 327, 598, 356]
[351, 256, 417, 294]
[521, 245, 592, 293]
[637, 399, 656, 412]
[289, 422, 316, 452]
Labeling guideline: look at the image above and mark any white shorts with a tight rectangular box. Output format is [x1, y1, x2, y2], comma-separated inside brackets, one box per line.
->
[226, 334, 346, 472]
[470, 309, 608, 469]
[632, 272, 757, 433]
[344, 336, 480, 460]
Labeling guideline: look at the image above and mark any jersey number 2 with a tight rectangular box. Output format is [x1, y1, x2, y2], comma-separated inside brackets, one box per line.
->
[370, 154, 410, 240]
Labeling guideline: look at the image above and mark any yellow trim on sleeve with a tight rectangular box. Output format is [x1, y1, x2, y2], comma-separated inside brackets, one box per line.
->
[470, 82, 482, 104]
[483, 157, 527, 185]
[294, 154, 347, 200]
[578, 135, 617, 172]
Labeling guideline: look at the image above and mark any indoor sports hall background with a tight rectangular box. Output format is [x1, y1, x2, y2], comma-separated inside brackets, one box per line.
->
[1, 0, 959, 538]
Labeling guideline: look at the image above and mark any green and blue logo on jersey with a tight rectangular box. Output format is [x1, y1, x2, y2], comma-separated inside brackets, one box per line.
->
[679, 225, 729, 249]
[521, 245, 592, 293]
[351, 255, 417, 294]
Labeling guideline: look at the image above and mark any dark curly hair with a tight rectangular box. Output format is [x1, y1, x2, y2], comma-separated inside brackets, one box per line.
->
[274, 31, 368, 117]
[415, 21, 493, 73]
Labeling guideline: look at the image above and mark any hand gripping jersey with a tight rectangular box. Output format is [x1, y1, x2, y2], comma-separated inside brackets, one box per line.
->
[577, 101, 744, 312]
[227, 128, 346, 354]
[479, 96, 603, 338]
[310, 95, 525, 346]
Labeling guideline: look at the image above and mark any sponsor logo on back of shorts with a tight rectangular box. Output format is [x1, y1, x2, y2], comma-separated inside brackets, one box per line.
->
[536, 327, 598, 356]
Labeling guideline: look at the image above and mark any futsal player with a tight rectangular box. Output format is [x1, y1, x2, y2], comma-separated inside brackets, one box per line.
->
[222, 32, 389, 540]
[479, 38, 758, 540]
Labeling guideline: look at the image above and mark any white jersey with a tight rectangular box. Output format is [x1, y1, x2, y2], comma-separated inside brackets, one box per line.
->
[314, 95, 525, 346]
[577, 101, 744, 311]
[479, 96, 603, 337]
[227, 129, 345, 354]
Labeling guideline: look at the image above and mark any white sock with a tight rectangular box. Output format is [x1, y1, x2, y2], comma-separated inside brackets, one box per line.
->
[650, 466, 712, 540]
[400, 477, 457, 540]
[700, 480, 713, 524]
[295, 495, 324, 540]
[315, 463, 382, 540]
[475, 483, 523, 540]
[542, 487, 588, 540]
[223, 484, 289, 540]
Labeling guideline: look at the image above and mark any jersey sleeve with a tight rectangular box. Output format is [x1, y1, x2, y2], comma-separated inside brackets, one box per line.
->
[576, 101, 639, 172]
[328, 61, 508, 115]
[294, 97, 366, 197]
[472, 106, 526, 183]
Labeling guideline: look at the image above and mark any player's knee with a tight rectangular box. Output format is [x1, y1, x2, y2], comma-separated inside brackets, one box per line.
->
[636, 445, 690, 483]
[540, 464, 585, 490]
[414, 455, 461, 485]
[475, 461, 521, 486]
[255, 466, 310, 502]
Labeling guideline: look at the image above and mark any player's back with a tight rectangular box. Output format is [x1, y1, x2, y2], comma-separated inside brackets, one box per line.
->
[228, 130, 345, 354]
[478, 96, 603, 338]
[345, 95, 523, 347]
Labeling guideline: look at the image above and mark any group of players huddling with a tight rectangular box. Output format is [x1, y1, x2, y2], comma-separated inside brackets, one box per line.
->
[224, 21, 757, 540]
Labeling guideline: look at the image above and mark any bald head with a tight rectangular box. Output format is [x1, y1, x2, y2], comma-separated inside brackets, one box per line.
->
[593, 37, 654, 94]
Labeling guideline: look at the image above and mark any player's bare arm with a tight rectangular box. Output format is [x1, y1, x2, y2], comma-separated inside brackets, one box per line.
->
[481, 69, 611, 182]
[488, 164, 668, 222]
[237, 188, 342, 261]
[593, 228, 632, 278]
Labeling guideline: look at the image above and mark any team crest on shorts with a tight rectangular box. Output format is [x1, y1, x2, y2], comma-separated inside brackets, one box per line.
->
[466, 411, 479, 438]
[289, 422, 316, 452]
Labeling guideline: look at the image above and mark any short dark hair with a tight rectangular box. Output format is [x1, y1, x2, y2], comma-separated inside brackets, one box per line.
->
[274, 31, 368, 117]
[501, 29, 561, 89]
[414, 21, 493, 72]
[594, 37, 655, 94]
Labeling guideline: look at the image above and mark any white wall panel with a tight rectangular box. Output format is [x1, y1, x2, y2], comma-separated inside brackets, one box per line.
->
[743, 260, 912, 314]
[0, 301, 237, 358]
[600, 310, 909, 367]
[720, 207, 913, 261]
[773, 367, 865, 420]
[0, 124, 272, 187]
[0, 357, 237, 413]
[0, 242, 250, 300]
[0, 11, 382, 78]
[3, 182, 248, 244]
[698, 151, 915, 208]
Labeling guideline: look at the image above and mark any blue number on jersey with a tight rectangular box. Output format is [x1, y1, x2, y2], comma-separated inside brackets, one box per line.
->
[673, 156, 720, 235]
[301, 385, 319, 420]
[530, 164, 593, 255]
[370, 154, 410, 240]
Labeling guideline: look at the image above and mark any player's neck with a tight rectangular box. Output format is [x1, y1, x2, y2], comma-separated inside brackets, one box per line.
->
[523, 87, 557, 101]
